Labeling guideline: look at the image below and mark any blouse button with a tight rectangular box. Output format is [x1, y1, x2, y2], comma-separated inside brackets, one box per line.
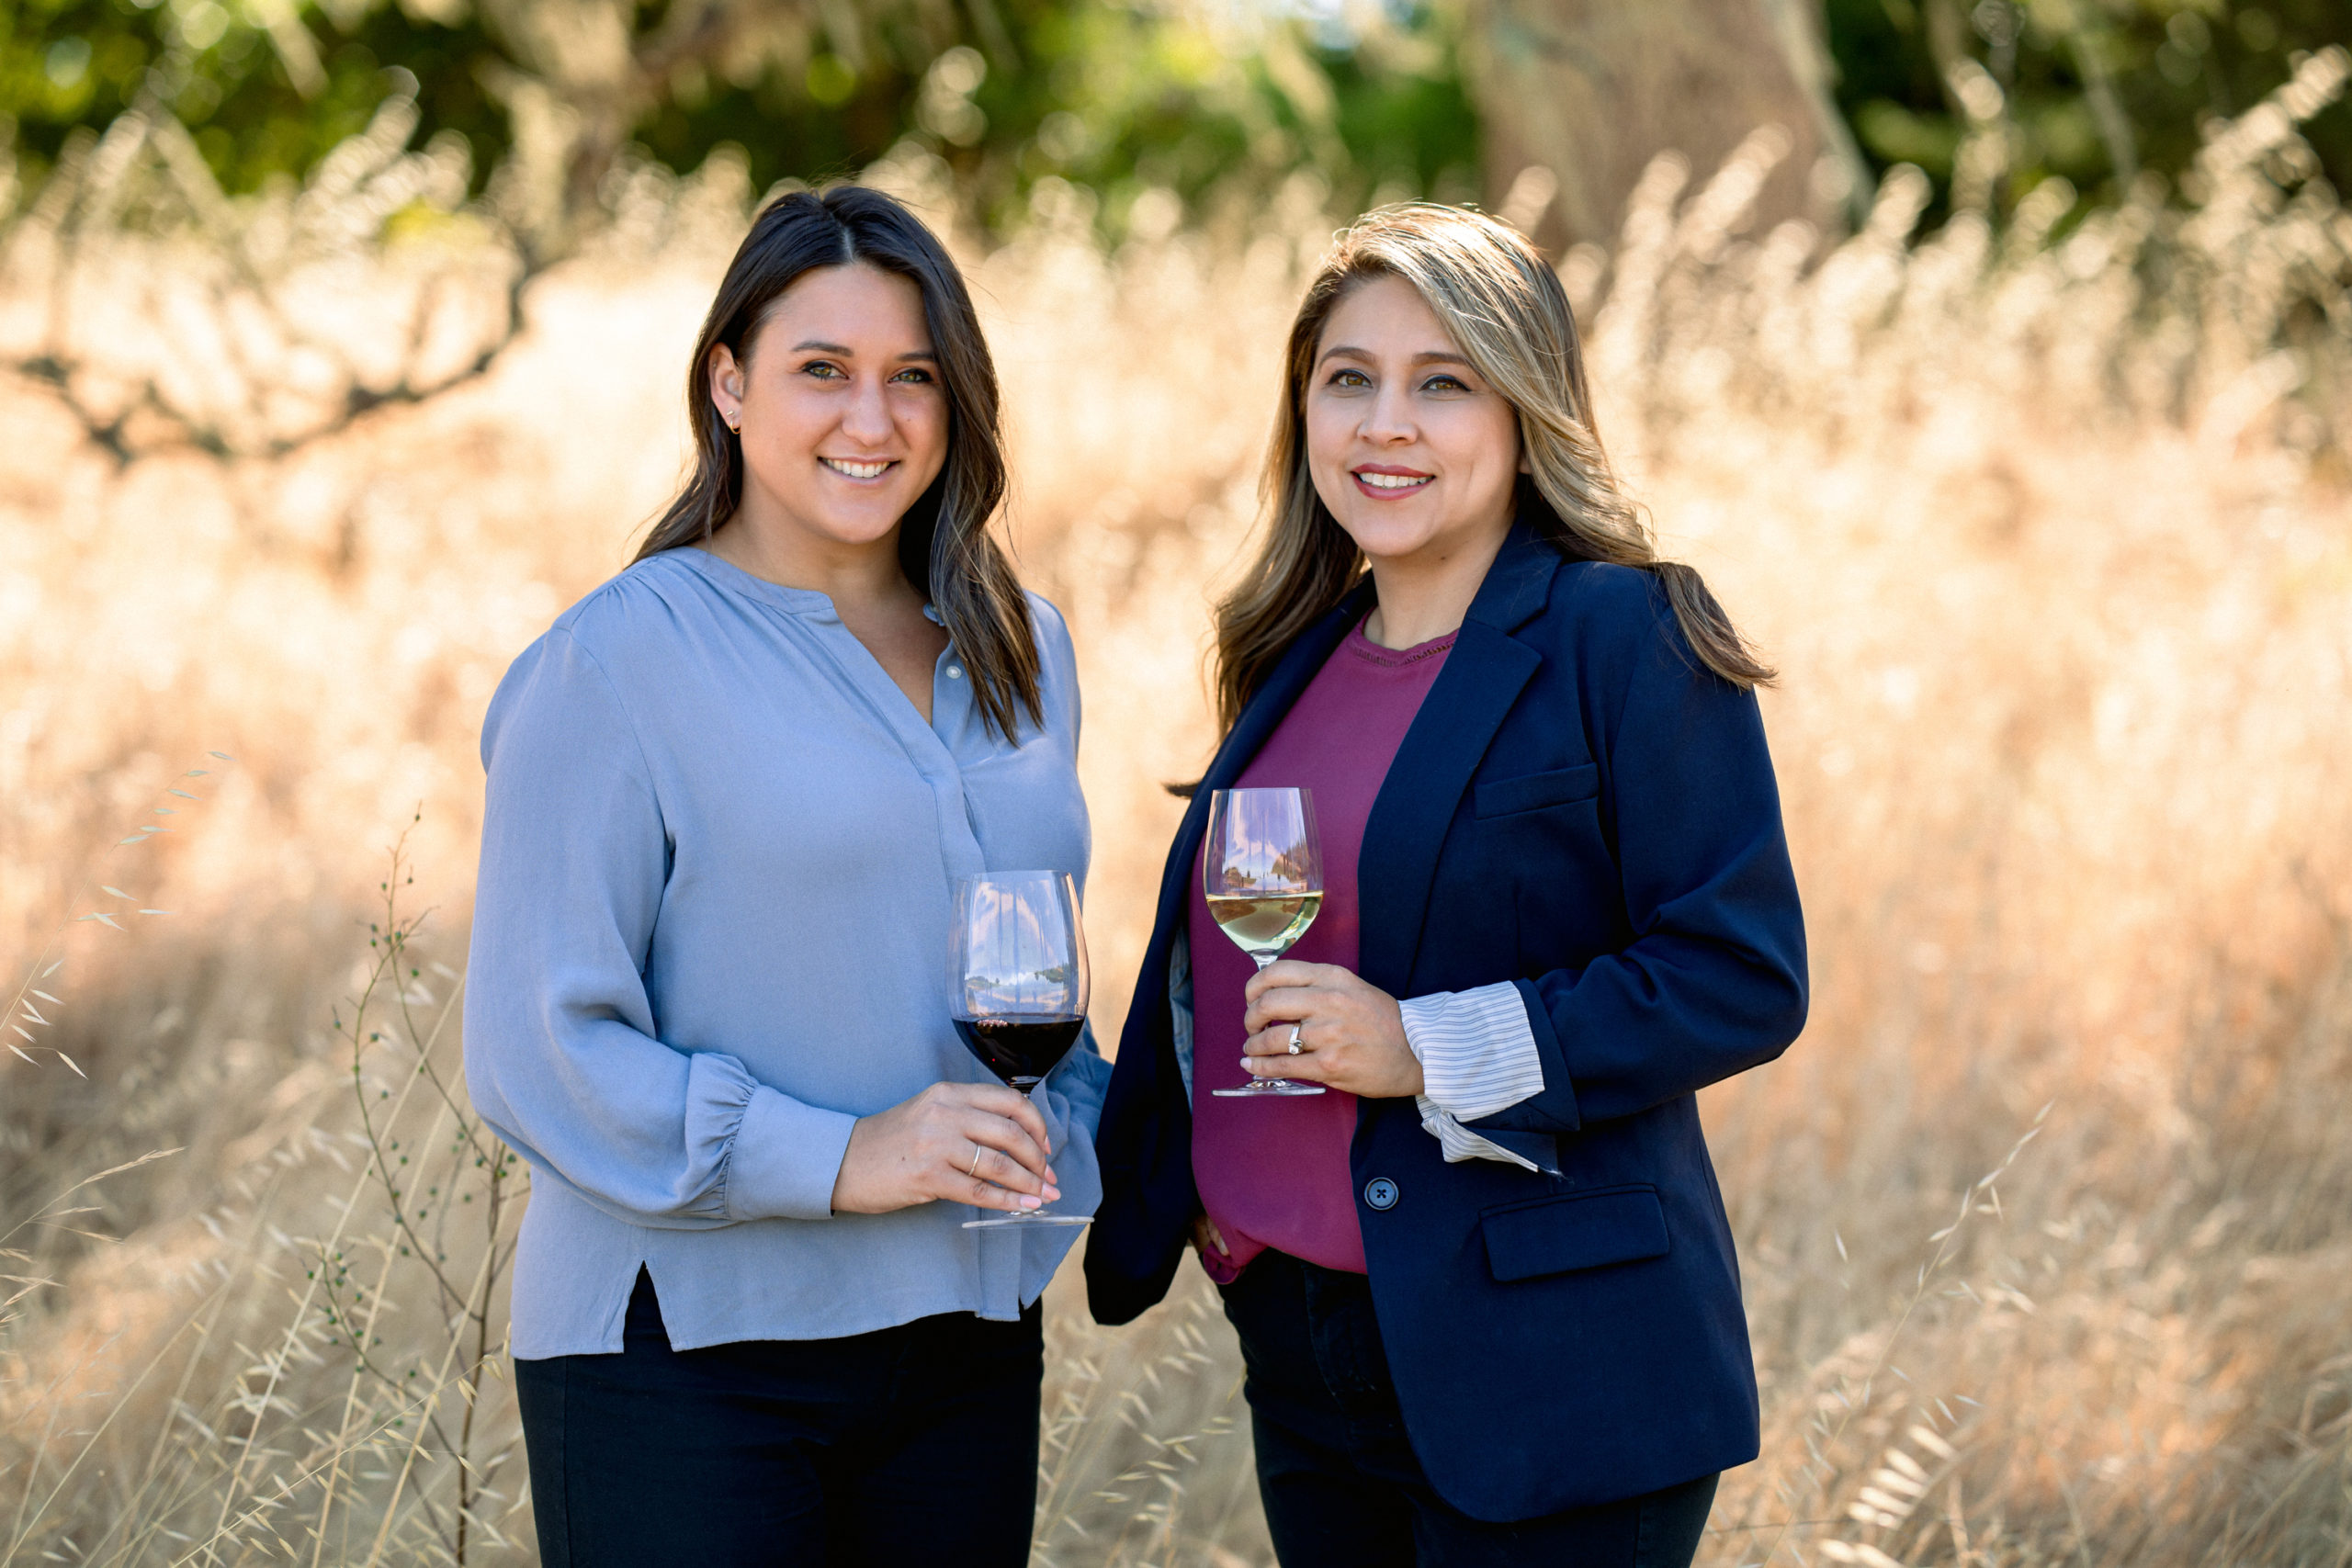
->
[946, 665, 964, 679]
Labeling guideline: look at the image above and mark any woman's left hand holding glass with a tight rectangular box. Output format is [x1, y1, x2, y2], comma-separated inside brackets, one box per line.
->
[1241, 961, 1426, 1099]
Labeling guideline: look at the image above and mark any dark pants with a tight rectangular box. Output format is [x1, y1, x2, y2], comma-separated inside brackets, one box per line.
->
[1220, 1249, 1720, 1568]
[514, 1269, 1043, 1568]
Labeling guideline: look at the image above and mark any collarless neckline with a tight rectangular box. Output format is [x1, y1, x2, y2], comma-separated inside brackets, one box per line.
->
[1344, 617, 1459, 668]
[664, 544, 842, 619]
[668, 546, 947, 637]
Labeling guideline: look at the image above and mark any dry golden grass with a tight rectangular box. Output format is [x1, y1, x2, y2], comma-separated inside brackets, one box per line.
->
[4, 52, 2350, 1567]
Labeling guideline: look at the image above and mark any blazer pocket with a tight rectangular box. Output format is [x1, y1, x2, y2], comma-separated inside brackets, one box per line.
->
[1473, 763, 1600, 818]
[1481, 1184, 1669, 1282]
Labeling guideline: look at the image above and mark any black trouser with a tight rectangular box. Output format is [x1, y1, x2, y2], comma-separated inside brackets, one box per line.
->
[1220, 1248, 1719, 1568]
[514, 1269, 1043, 1567]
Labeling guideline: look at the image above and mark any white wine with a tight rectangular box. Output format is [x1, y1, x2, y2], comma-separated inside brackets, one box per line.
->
[1204, 789, 1330, 1095]
[1207, 890, 1323, 964]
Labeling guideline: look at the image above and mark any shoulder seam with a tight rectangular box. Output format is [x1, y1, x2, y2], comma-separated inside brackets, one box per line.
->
[1022, 589, 1079, 684]
[552, 557, 670, 635]
[1023, 589, 1071, 648]
[543, 626, 667, 823]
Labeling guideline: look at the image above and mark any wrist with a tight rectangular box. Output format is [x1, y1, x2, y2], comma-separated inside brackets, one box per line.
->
[1387, 997, 1423, 1097]
[828, 1115, 874, 1215]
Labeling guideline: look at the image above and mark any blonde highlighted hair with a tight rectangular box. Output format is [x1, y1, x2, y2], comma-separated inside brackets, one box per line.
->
[1210, 203, 1772, 732]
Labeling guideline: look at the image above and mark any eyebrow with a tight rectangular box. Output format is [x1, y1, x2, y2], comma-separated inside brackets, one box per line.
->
[792, 340, 937, 362]
[1317, 345, 1475, 369]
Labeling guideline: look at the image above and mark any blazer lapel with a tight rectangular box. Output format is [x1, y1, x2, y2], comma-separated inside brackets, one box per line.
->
[1357, 526, 1559, 993]
[1144, 584, 1375, 990]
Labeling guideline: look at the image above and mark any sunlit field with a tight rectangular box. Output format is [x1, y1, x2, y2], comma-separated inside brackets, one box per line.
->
[4, 50, 2350, 1567]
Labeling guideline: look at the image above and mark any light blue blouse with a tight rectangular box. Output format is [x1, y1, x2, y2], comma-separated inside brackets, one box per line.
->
[463, 547, 1106, 1359]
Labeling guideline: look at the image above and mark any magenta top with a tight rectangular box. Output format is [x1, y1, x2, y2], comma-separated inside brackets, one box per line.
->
[1188, 618, 1457, 1280]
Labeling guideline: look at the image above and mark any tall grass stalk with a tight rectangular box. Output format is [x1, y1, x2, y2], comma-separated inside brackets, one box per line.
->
[4, 51, 2350, 1566]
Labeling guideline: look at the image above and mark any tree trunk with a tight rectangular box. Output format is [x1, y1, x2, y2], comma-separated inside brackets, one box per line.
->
[1464, 0, 1866, 252]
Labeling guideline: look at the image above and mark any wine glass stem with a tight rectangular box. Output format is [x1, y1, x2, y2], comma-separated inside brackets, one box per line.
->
[1023, 1085, 1058, 1201]
[1252, 949, 1285, 1090]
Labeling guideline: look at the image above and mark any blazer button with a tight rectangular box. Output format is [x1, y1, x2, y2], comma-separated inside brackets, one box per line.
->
[1363, 1178, 1398, 1211]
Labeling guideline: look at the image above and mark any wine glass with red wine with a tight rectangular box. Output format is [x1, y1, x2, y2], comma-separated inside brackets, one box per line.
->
[949, 870, 1093, 1229]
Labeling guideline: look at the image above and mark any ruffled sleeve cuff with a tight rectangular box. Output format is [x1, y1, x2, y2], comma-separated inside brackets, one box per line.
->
[689, 1052, 858, 1223]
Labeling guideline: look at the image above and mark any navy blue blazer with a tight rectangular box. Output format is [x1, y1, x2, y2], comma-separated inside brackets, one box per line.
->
[1084, 525, 1808, 1521]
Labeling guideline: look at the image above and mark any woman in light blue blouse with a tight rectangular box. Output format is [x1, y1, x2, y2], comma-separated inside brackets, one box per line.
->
[463, 186, 1107, 1567]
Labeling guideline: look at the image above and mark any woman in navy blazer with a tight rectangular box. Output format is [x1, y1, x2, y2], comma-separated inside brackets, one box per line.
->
[1087, 206, 1807, 1565]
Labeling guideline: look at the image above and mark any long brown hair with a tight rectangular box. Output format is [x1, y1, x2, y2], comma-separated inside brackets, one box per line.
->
[1211, 203, 1772, 732]
[637, 186, 1041, 739]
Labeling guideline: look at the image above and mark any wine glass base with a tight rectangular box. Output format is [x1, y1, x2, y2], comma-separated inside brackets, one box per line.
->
[963, 1212, 1093, 1229]
[1211, 1081, 1327, 1097]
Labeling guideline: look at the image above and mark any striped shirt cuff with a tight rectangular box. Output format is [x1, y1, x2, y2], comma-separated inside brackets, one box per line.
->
[1413, 1096, 1539, 1170]
[1399, 983, 1547, 1171]
[1399, 982, 1546, 1117]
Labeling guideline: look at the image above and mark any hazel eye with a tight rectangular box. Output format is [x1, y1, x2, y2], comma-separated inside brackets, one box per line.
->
[1329, 368, 1372, 389]
[889, 367, 935, 384]
[801, 360, 845, 379]
[1423, 374, 1469, 393]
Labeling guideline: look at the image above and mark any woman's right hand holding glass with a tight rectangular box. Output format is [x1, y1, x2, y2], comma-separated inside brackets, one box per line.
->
[830, 1080, 1063, 1216]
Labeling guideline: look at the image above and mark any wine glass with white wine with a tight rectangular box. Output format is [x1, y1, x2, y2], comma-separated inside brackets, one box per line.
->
[1204, 787, 1328, 1098]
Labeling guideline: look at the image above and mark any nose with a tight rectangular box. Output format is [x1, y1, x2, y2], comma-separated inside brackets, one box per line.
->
[1361, 378, 1416, 446]
[841, 374, 892, 446]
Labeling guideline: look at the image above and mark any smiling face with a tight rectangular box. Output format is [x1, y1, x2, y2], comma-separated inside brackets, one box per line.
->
[707, 262, 949, 555]
[1303, 273, 1524, 573]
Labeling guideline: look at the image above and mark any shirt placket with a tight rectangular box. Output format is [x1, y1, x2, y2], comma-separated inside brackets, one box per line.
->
[798, 609, 1027, 1316]
[796, 608, 986, 878]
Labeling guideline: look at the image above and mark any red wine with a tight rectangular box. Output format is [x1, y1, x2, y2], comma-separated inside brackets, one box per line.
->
[955, 1015, 1084, 1089]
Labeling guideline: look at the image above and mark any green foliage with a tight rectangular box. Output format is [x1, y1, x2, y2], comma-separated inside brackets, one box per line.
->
[0, 0, 488, 195]
[1, 0, 1477, 237]
[1826, 0, 2352, 220]
[936, 0, 1478, 233]
[8, 0, 2337, 240]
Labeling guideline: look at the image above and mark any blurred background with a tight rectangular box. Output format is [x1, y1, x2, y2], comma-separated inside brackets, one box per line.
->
[2, 0, 2349, 1563]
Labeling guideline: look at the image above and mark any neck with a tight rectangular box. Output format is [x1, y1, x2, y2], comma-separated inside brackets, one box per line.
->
[704, 504, 917, 616]
[1361, 519, 1510, 649]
